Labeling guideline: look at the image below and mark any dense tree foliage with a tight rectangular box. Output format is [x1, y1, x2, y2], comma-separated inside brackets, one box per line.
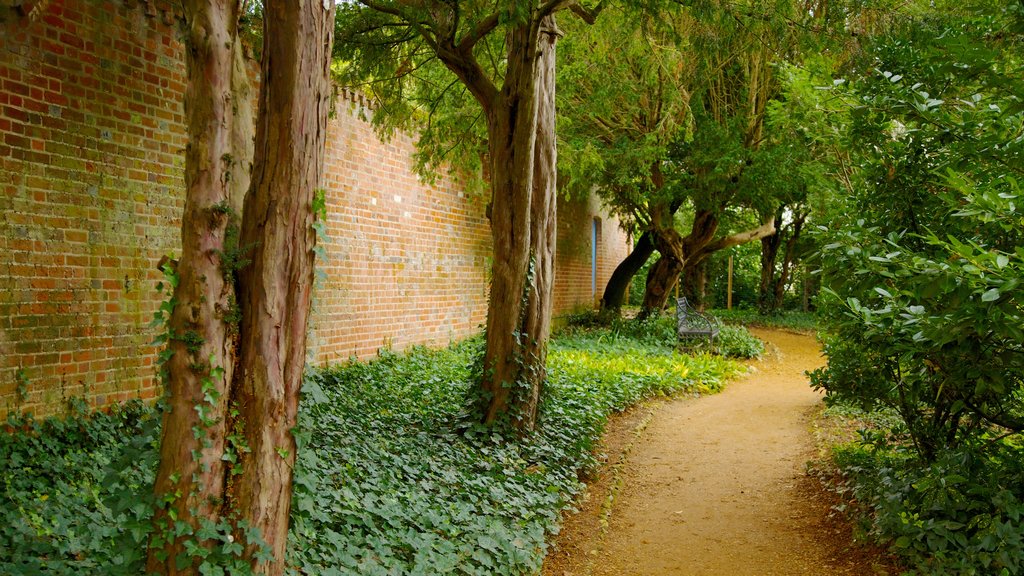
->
[811, 0, 1023, 460]
[805, 2, 1024, 570]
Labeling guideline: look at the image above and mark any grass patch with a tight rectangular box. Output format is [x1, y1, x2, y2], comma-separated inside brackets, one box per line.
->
[2, 329, 740, 575]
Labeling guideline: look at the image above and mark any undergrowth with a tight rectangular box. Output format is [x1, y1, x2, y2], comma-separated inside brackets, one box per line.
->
[708, 308, 818, 333]
[819, 403, 1024, 576]
[562, 309, 765, 359]
[1, 329, 740, 575]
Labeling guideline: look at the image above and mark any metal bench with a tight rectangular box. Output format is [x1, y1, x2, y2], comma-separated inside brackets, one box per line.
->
[676, 297, 720, 342]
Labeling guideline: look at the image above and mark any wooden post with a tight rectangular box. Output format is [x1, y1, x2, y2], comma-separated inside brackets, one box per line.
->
[727, 254, 733, 310]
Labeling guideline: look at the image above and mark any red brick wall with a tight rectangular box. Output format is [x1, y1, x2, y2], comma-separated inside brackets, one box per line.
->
[553, 193, 632, 315]
[0, 0, 187, 416]
[0, 0, 632, 418]
[311, 92, 491, 363]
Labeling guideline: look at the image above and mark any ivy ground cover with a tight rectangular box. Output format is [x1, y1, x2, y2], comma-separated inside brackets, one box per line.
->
[1, 326, 744, 575]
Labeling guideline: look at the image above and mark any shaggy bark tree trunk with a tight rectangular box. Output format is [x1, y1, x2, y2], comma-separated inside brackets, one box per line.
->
[477, 22, 541, 427]
[759, 210, 805, 313]
[147, 0, 253, 572]
[682, 258, 708, 310]
[600, 230, 654, 315]
[771, 213, 805, 312]
[148, 0, 332, 573]
[639, 208, 717, 318]
[515, 17, 560, 431]
[639, 229, 685, 318]
[231, 0, 335, 573]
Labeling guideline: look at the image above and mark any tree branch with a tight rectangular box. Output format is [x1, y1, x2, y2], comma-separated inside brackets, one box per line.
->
[700, 214, 777, 255]
[457, 11, 500, 53]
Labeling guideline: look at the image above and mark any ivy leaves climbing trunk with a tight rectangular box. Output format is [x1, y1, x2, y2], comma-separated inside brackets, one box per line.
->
[231, 0, 335, 571]
[147, 0, 253, 571]
[477, 21, 541, 427]
[147, 0, 334, 573]
[512, 17, 559, 430]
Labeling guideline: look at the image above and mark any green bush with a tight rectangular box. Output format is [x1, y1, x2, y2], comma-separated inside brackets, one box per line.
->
[710, 325, 765, 359]
[833, 439, 1024, 576]
[563, 310, 765, 359]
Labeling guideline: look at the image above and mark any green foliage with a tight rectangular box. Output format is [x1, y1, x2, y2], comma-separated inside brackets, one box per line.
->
[288, 334, 738, 574]
[0, 325, 741, 575]
[0, 401, 159, 575]
[710, 325, 765, 359]
[562, 310, 764, 359]
[14, 367, 29, 405]
[808, 3, 1024, 573]
[710, 308, 819, 333]
[833, 438, 1024, 576]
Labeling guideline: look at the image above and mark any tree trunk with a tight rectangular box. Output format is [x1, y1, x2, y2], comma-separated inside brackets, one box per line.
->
[478, 22, 541, 427]
[515, 17, 559, 431]
[230, 0, 335, 573]
[600, 230, 654, 315]
[640, 208, 717, 318]
[771, 212, 805, 312]
[639, 227, 685, 318]
[759, 216, 782, 313]
[147, 0, 252, 571]
[682, 258, 708, 311]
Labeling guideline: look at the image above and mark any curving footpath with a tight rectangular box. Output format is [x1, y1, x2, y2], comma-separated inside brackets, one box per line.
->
[543, 328, 892, 576]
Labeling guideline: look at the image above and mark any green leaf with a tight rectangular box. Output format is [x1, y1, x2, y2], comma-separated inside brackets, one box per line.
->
[981, 288, 1000, 302]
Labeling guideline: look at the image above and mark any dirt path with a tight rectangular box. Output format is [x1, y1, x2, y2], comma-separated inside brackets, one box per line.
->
[543, 328, 893, 576]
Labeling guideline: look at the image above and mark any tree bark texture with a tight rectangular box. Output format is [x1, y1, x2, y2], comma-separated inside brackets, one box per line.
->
[600, 230, 654, 315]
[231, 0, 335, 572]
[681, 258, 708, 310]
[515, 16, 559, 431]
[477, 21, 542, 427]
[639, 228, 685, 318]
[147, 0, 253, 571]
[639, 208, 716, 318]
[641, 208, 776, 316]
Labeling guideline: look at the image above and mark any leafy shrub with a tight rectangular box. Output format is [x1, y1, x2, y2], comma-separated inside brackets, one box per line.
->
[833, 439, 1024, 576]
[563, 310, 765, 359]
[710, 325, 765, 359]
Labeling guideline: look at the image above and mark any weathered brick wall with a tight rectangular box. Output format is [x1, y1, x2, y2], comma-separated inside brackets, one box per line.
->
[0, 0, 632, 418]
[0, 0, 187, 416]
[312, 92, 492, 363]
[553, 193, 632, 316]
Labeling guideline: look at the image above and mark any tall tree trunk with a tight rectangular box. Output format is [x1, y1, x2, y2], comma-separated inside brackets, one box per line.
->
[231, 0, 335, 573]
[682, 258, 708, 311]
[147, 0, 252, 571]
[639, 227, 684, 318]
[770, 212, 805, 313]
[640, 208, 718, 318]
[515, 16, 559, 431]
[479, 22, 541, 427]
[600, 230, 654, 315]
[759, 214, 782, 313]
